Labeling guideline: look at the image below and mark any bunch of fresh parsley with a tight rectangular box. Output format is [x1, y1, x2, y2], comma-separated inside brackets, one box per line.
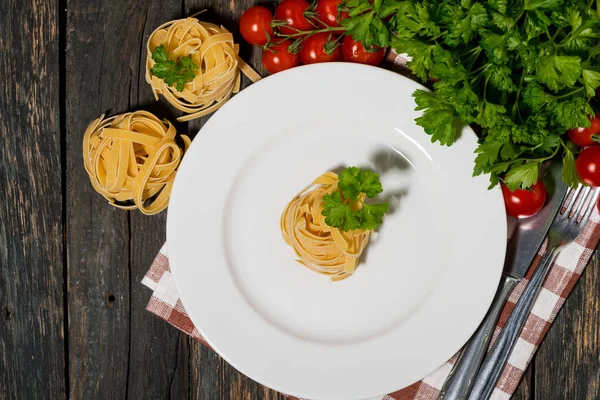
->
[342, 0, 600, 189]
[322, 167, 389, 231]
[150, 45, 198, 92]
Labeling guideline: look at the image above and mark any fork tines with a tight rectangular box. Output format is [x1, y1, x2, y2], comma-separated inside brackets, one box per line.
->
[563, 185, 600, 223]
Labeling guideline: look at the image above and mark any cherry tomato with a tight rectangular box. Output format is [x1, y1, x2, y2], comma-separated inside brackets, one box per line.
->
[239, 6, 273, 46]
[299, 33, 342, 64]
[567, 114, 600, 147]
[275, 0, 314, 35]
[576, 146, 600, 186]
[262, 40, 300, 74]
[341, 36, 386, 66]
[501, 180, 547, 218]
[315, 0, 349, 27]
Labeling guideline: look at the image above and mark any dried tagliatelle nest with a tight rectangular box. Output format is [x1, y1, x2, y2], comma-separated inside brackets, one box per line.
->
[280, 172, 371, 281]
[145, 16, 261, 122]
[83, 111, 190, 215]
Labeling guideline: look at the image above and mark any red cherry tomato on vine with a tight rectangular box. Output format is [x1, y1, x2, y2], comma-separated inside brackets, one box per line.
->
[501, 180, 547, 218]
[239, 6, 273, 46]
[576, 146, 600, 186]
[567, 114, 600, 147]
[275, 0, 314, 35]
[300, 33, 342, 64]
[315, 0, 349, 27]
[262, 40, 300, 74]
[341, 36, 386, 66]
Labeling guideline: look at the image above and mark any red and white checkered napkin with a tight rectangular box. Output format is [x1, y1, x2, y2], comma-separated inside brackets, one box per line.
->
[142, 53, 600, 400]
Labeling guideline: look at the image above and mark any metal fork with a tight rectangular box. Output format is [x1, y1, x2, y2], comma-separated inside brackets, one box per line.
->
[468, 185, 600, 400]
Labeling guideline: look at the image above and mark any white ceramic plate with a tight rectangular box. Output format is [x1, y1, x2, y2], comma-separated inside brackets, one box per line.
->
[167, 63, 506, 400]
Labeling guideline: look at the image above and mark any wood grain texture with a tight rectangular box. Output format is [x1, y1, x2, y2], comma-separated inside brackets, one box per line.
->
[126, 1, 191, 399]
[534, 251, 600, 400]
[2, 0, 599, 398]
[66, 0, 145, 397]
[0, 0, 65, 398]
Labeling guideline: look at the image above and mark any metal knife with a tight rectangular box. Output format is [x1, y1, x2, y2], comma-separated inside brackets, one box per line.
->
[439, 162, 568, 400]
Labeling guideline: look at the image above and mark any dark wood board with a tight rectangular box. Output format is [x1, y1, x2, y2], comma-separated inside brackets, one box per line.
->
[65, 1, 142, 398]
[0, 0, 598, 398]
[126, 1, 191, 399]
[0, 0, 65, 399]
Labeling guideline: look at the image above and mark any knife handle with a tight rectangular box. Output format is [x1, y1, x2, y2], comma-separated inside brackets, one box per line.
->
[468, 248, 559, 400]
[438, 275, 519, 400]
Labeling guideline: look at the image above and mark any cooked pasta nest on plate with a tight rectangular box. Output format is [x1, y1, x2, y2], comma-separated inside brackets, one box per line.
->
[280, 172, 371, 281]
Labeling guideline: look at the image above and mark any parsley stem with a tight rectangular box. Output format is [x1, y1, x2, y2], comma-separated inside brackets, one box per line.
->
[545, 28, 554, 43]
[551, 27, 564, 42]
[514, 9, 525, 25]
[555, 87, 584, 99]
[460, 46, 481, 58]
[469, 60, 488, 76]
[483, 76, 489, 101]
[512, 70, 526, 120]
[466, 48, 483, 74]
[274, 26, 346, 39]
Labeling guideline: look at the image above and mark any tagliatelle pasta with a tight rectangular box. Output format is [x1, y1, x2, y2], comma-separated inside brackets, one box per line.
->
[280, 172, 371, 281]
[145, 16, 261, 122]
[83, 111, 190, 215]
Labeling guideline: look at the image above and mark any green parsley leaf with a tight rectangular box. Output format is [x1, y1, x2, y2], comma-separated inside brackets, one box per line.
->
[322, 191, 363, 231]
[562, 147, 581, 187]
[473, 139, 503, 176]
[524, 0, 564, 11]
[582, 69, 600, 97]
[321, 167, 389, 231]
[150, 45, 198, 92]
[487, 0, 507, 14]
[503, 162, 541, 190]
[445, 3, 488, 46]
[536, 55, 582, 92]
[338, 167, 384, 200]
[476, 101, 507, 128]
[484, 64, 518, 93]
[548, 97, 593, 129]
[360, 203, 390, 230]
[151, 45, 169, 63]
[522, 82, 555, 112]
[480, 32, 510, 64]
[490, 11, 516, 30]
[414, 90, 459, 145]
[393, 38, 435, 81]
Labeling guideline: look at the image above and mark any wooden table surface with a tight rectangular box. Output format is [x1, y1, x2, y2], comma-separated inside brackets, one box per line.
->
[1, 0, 599, 399]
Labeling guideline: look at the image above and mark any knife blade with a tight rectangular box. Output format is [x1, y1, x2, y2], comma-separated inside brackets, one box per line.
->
[439, 161, 567, 400]
[503, 161, 567, 280]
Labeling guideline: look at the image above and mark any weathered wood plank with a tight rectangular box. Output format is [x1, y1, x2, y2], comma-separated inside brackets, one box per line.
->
[0, 0, 65, 398]
[534, 251, 600, 400]
[126, 1, 192, 399]
[66, 1, 143, 397]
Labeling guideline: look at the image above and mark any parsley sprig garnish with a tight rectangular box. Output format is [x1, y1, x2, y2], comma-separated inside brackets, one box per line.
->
[341, 0, 600, 190]
[322, 167, 389, 231]
[150, 45, 198, 92]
